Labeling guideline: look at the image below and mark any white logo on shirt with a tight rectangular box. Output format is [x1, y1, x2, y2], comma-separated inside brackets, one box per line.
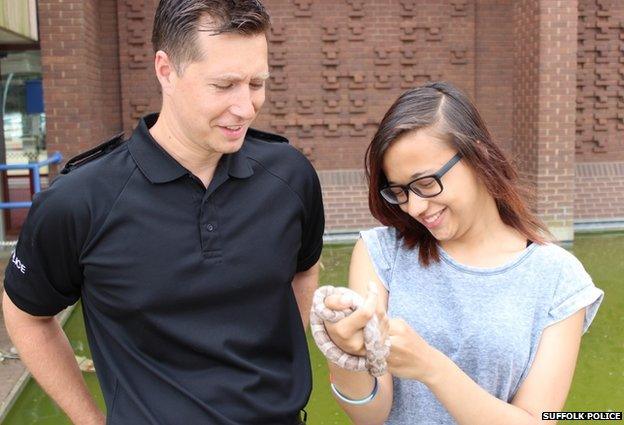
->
[11, 251, 26, 274]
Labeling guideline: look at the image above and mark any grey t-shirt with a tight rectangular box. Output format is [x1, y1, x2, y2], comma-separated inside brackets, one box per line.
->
[360, 226, 604, 425]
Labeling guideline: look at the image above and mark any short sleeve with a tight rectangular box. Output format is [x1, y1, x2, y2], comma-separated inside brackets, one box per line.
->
[547, 253, 604, 333]
[4, 184, 85, 316]
[359, 226, 398, 291]
[296, 164, 324, 272]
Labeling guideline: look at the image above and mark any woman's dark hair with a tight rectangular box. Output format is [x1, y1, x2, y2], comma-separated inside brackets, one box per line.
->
[152, 0, 271, 73]
[365, 81, 551, 266]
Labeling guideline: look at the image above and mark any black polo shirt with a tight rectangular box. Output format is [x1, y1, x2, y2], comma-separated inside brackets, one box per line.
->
[4, 114, 324, 425]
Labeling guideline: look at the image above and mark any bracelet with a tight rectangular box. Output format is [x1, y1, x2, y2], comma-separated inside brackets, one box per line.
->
[330, 376, 378, 405]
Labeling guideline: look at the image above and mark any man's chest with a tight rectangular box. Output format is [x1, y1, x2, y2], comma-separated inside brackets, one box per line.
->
[79, 179, 305, 316]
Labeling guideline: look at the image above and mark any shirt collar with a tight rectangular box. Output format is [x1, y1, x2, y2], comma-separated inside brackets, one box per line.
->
[128, 113, 253, 184]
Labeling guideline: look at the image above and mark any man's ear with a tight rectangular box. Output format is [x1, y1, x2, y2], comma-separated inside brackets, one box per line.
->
[154, 50, 178, 95]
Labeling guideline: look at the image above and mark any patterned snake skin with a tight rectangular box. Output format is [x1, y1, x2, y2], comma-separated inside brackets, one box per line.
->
[310, 285, 390, 377]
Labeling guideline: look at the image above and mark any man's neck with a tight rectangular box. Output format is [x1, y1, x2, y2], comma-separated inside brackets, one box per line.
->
[149, 111, 221, 188]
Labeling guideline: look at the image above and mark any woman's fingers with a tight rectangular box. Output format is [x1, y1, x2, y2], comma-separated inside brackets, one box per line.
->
[321, 283, 383, 357]
[378, 311, 390, 342]
[323, 293, 351, 310]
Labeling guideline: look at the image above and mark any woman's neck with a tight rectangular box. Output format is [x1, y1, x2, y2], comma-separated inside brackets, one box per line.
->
[440, 195, 529, 268]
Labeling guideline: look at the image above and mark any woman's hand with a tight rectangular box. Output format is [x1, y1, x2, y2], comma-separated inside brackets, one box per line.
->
[387, 318, 442, 383]
[322, 282, 380, 356]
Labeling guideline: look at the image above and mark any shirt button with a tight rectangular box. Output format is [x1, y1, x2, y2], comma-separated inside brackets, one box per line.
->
[206, 224, 215, 232]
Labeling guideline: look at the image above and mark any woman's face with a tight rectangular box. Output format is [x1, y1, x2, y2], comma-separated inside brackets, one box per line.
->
[382, 128, 488, 243]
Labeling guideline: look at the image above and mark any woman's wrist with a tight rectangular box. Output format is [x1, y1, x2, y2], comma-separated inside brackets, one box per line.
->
[331, 375, 378, 405]
[418, 346, 451, 387]
[328, 364, 377, 399]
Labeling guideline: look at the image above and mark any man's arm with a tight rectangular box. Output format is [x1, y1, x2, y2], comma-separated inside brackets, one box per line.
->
[2, 292, 104, 425]
[291, 261, 320, 330]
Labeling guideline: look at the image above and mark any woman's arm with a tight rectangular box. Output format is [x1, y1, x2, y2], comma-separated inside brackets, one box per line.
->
[388, 308, 585, 425]
[324, 238, 394, 425]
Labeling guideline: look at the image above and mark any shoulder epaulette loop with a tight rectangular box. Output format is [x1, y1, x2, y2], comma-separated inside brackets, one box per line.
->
[246, 128, 289, 144]
[61, 132, 125, 174]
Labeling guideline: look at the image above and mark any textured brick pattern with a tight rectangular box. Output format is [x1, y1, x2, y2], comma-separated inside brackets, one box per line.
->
[254, 0, 478, 230]
[318, 170, 379, 232]
[576, 0, 624, 160]
[259, 0, 477, 230]
[475, 0, 514, 153]
[576, 162, 624, 219]
[254, 0, 476, 170]
[33, 0, 624, 236]
[117, 0, 161, 131]
[512, 0, 540, 181]
[513, 0, 578, 240]
[39, 0, 122, 160]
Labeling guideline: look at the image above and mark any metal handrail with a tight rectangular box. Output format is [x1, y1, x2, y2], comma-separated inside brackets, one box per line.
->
[0, 152, 63, 209]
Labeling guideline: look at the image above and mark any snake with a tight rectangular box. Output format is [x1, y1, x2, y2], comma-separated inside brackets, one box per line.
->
[310, 285, 390, 377]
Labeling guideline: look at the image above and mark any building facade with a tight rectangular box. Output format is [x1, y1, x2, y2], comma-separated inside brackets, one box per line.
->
[13, 0, 624, 240]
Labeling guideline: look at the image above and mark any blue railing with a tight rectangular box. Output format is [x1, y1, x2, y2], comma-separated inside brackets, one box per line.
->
[0, 152, 63, 209]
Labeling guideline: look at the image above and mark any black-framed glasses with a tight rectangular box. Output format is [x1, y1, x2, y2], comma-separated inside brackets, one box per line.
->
[379, 153, 462, 205]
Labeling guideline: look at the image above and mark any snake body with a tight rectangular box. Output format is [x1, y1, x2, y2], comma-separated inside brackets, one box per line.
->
[310, 285, 390, 377]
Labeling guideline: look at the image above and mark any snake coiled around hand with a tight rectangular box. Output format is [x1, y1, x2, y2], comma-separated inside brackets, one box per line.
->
[310, 285, 390, 377]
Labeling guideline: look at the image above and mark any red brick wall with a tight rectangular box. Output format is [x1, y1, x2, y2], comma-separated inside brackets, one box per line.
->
[35, 0, 623, 237]
[574, 0, 624, 224]
[475, 0, 514, 154]
[318, 170, 379, 232]
[117, 0, 160, 131]
[256, 0, 478, 231]
[513, 0, 578, 240]
[39, 0, 122, 160]
[255, 0, 476, 170]
[575, 162, 624, 220]
[576, 0, 624, 161]
[512, 0, 541, 185]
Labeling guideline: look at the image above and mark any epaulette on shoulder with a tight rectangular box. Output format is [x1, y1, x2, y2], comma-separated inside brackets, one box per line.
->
[246, 128, 289, 144]
[60, 132, 125, 174]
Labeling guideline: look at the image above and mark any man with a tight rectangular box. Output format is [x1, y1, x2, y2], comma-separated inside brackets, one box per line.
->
[2, 1, 323, 424]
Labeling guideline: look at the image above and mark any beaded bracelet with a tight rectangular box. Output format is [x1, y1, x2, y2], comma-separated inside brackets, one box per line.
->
[330, 376, 379, 406]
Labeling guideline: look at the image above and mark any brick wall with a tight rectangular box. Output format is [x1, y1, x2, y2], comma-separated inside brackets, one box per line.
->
[513, 0, 578, 241]
[576, 162, 624, 220]
[574, 0, 624, 225]
[255, 0, 478, 231]
[576, 0, 624, 161]
[34, 0, 624, 238]
[117, 0, 160, 131]
[39, 0, 122, 160]
[475, 0, 514, 154]
[255, 0, 477, 171]
[318, 170, 379, 232]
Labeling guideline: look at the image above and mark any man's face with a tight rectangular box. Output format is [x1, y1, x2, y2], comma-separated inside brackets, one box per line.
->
[165, 31, 269, 155]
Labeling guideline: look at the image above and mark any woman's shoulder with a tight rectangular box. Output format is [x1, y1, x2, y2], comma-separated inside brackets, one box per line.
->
[360, 225, 398, 241]
[358, 226, 405, 277]
[359, 226, 405, 253]
[531, 242, 586, 273]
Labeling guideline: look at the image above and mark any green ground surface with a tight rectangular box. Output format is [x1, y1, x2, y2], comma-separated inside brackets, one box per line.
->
[3, 234, 622, 424]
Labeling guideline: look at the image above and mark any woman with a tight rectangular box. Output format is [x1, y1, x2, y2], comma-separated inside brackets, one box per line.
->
[321, 82, 603, 424]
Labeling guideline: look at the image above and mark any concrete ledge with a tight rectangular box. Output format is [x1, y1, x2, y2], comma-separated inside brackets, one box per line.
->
[323, 231, 360, 244]
[574, 218, 624, 233]
[324, 218, 624, 245]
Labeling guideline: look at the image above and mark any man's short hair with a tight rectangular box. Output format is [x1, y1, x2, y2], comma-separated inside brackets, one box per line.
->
[152, 0, 271, 73]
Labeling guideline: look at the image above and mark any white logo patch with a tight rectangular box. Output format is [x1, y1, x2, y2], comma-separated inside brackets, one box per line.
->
[11, 251, 26, 274]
